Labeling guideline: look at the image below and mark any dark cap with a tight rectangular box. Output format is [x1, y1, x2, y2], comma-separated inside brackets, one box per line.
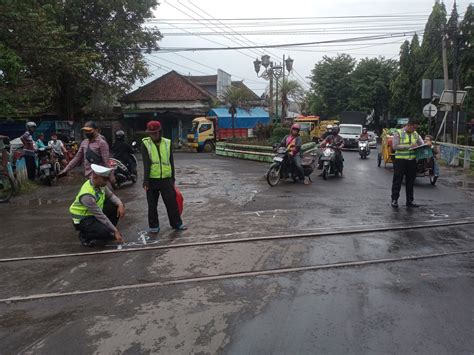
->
[81, 121, 99, 132]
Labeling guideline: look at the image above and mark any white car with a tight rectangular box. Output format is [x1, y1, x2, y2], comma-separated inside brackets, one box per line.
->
[368, 131, 377, 149]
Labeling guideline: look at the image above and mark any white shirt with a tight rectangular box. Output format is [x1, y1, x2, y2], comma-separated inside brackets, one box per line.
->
[48, 139, 65, 155]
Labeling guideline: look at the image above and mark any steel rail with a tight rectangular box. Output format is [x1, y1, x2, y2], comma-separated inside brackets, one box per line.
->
[1, 249, 473, 303]
[0, 219, 473, 263]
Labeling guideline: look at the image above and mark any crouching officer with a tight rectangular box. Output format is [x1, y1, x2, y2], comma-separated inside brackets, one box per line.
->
[70, 164, 125, 246]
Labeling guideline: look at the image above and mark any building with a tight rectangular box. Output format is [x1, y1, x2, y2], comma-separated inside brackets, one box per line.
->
[120, 70, 263, 145]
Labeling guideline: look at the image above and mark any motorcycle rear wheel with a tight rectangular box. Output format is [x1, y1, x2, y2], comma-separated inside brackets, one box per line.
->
[266, 166, 281, 186]
[430, 175, 438, 186]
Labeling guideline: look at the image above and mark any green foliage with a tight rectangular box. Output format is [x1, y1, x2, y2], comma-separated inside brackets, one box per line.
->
[270, 125, 289, 144]
[349, 57, 398, 127]
[277, 79, 304, 119]
[254, 123, 274, 141]
[460, 4, 474, 118]
[0, 0, 161, 118]
[308, 54, 356, 117]
[421, 1, 447, 79]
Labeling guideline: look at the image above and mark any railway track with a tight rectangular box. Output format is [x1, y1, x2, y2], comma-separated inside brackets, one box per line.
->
[1, 218, 473, 263]
[1, 219, 473, 303]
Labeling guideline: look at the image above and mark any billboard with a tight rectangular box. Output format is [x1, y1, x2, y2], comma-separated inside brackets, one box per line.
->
[217, 69, 231, 98]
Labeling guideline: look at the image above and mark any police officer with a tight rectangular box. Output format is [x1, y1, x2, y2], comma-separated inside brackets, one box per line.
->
[69, 164, 125, 246]
[142, 121, 186, 234]
[391, 118, 424, 208]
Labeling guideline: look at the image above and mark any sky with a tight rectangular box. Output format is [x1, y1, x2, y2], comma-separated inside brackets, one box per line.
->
[136, 0, 472, 95]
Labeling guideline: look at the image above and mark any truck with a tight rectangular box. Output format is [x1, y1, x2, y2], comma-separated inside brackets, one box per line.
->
[293, 116, 339, 141]
[187, 107, 270, 152]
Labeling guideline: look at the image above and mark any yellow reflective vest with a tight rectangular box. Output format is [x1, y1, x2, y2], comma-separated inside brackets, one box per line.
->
[395, 129, 418, 160]
[142, 137, 172, 179]
[69, 180, 105, 224]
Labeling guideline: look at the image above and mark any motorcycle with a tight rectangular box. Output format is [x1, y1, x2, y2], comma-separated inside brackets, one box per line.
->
[37, 147, 60, 186]
[358, 140, 370, 159]
[320, 144, 343, 180]
[266, 147, 315, 186]
[109, 154, 138, 189]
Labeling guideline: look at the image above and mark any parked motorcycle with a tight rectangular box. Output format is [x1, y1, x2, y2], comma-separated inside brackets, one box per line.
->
[320, 144, 343, 180]
[37, 147, 60, 186]
[266, 147, 315, 186]
[109, 154, 138, 189]
[358, 140, 370, 159]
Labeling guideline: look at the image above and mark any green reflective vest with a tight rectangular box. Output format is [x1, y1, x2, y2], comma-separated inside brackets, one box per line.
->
[69, 180, 105, 224]
[142, 137, 172, 179]
[395, 129, 418, 160]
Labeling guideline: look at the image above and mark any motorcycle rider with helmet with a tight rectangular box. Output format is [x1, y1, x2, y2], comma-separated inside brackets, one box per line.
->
[320, 126, 345, 175]
[359, 128, 369, 141]
[112, 130, 136, 175]
[320, 125, 334, 141]
[278, 124, 306, 183]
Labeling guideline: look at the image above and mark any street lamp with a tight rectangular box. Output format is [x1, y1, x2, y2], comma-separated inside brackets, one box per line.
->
[253, 54, 293, 123]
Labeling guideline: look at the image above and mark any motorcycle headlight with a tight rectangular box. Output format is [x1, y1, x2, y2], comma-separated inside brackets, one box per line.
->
[323, 149, 331, 157]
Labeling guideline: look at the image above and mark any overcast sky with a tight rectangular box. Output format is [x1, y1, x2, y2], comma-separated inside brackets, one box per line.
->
[136, 0, 471, 95]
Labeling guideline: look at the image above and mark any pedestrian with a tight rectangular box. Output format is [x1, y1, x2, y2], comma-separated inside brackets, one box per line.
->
[391, 118, 424, 208]
[69, 164, 125, 247]
[20, 122, 37, 181]
[59, 121, 113, 180]
[142, 120, 187, 234]
[36, 133, 47, 149]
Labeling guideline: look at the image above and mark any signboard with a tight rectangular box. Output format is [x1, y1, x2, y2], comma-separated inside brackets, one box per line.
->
[217, 69, 232, 98]
[423, 103, 438, 118]
[421, 79, 452, 99]
[439, 90, 467, 105]
[397, 118, 409, 125]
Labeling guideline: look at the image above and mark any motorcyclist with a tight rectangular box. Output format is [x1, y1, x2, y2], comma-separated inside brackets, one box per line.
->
[112, 130, 136, 175]
[320, 126, 345, 175]
[320, 125, 333, 141]
[359, 128, 369, 141]
[278, 124, 306, 184]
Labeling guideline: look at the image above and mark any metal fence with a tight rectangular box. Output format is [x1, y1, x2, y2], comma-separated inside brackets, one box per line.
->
[438, 142, 473, 170]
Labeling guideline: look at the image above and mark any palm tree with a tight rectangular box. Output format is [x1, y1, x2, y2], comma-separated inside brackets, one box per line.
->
[278, 79, 304, 124]
[221, 86, 253, 138]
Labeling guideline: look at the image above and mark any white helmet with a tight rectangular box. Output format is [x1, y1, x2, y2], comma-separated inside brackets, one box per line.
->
[26, 121, 37, 129]
[327, 125, 333, 130]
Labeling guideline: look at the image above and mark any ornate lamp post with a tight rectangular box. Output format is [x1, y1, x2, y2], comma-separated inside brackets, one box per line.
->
[254, 55, 294, 123]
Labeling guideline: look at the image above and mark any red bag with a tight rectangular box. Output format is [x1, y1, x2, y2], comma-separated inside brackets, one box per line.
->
[175, 186, 184, 216]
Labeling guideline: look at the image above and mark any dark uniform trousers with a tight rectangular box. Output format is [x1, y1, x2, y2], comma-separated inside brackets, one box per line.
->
[146, 177, 182, 229]
[74, 199, 118, 246]
[391, 159, 417, 203]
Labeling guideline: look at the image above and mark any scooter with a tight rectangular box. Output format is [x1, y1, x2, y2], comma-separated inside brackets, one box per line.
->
[37, 147, 60, 186]
[320, 144, 343, 180]
[266, 147, 315, 186]
[109, 154, 138, 189]
[358, 140, 370, 159]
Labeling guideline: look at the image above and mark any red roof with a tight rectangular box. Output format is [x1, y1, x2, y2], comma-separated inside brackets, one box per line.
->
[120, 71, 214, 102]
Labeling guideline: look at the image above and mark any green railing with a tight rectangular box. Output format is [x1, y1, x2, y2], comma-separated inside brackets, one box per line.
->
[216, 142, 318, 163]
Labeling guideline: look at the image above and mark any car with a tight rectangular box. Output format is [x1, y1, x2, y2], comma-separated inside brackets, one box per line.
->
[368, 131, 377, 149]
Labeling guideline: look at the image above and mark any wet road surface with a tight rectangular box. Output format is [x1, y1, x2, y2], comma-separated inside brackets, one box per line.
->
[0, 151, 473, 353]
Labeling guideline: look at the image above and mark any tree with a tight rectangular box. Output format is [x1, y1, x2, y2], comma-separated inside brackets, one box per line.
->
[421, 1, 447, 79]
[307, 54, 356, 117]
[349, 57, 398, 128]
[278, 79, 304, 123]
[0, 0, 162, 118]
[221, 86, 253, 138]
[459, 4, 474, 118]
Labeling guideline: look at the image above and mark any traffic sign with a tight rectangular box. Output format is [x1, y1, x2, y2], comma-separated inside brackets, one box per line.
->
[423, 103, 438, 118]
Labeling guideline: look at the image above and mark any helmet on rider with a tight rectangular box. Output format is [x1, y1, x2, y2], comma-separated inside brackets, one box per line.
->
[362, 127, 368, 132]
[327, 125, 333, 130]
[26, 121, 37, 130]
[115, 130, 125, 140]
[291, 124, 301, 131]
[332, 126, 340, 134]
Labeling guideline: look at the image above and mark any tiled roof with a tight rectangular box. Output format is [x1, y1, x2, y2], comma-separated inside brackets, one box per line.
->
[120, 71, 214, 102]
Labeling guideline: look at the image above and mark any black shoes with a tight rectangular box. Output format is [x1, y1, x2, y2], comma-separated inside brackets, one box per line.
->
[391, 200, 399, 208]
[406, 202, 419, 208]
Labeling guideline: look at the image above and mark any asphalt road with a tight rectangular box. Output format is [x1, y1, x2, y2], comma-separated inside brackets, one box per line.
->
[0, 150, 473, 354]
